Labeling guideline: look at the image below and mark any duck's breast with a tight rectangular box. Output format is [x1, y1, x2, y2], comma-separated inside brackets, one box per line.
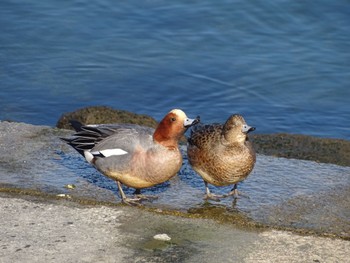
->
[96, 143, 182, 189]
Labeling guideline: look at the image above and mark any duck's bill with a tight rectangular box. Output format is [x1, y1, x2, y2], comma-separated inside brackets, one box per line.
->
[184, 116, 200, 128]
[242, 125, 256, 133]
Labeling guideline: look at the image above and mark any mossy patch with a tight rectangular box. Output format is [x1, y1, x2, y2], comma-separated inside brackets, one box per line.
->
[56, 106, 158, 129]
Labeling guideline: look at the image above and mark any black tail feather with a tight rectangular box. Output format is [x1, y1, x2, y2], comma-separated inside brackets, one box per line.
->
[60, 120, 88, 156]
[69, 120, 84, 132]
[61, 120, 122, 157]
[59, 137, 85, 156]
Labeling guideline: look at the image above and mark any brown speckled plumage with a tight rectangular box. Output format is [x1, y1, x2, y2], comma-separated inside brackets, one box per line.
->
[187, 114, 256, 199]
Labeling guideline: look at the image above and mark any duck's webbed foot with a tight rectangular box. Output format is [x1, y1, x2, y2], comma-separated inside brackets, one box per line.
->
[224, 184, 249, 199]
[133, 189, 158, 201]
[203, 181, 225, 202]
[121, 197, 143, 206]
[204, 192, 225, 202]
[115, 182, 142, 205]
[116, 183, 159, 205]
[134, 194, 158, 201]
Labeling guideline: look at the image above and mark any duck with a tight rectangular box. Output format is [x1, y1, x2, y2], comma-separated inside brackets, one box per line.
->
[187, 114, 256, 200]
[61, 109, 200, 204]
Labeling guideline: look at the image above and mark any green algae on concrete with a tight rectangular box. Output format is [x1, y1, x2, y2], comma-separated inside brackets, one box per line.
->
[56, 106, 158, 129]
[2, 186, 348, 242]
[251, 133, 350, 166]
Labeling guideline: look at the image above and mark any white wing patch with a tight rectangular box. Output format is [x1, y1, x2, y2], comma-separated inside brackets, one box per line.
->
[84, 148, 128, 164]
[92, 148, 128, 157]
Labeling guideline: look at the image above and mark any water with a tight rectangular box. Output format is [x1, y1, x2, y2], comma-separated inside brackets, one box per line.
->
[1, 0, 349, 139]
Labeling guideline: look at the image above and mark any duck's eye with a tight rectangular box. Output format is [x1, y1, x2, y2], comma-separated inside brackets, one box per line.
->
[170, 117, 176, 122]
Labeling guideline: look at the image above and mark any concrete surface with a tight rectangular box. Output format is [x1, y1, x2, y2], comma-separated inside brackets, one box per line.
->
[1, 194, 349, 263]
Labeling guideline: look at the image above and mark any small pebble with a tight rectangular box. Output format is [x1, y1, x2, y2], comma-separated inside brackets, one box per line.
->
[65, 184, 76, 189]
[153, 234, 171, 241]
[56, 194, 71, 199]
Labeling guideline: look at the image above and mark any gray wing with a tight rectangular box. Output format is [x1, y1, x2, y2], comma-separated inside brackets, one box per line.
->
[90, 125, 155, 172]
[91, 125, 154, 153]
[62, 123, 154, 155]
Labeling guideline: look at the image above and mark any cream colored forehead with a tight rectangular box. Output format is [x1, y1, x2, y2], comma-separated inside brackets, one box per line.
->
[169, 109, 187, 119]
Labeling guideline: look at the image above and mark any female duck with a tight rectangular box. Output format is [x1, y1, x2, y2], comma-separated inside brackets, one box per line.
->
[62, 109, 199, 204]
[187, 114, 255, 200]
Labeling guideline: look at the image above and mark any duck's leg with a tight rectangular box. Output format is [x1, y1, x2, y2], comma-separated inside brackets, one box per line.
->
[116, 181, 142, 205]
[117, 181, 128, 201]
[133, 189, 158, 201]
[226, 184, 239, 198]
[204, 181, 222, 201]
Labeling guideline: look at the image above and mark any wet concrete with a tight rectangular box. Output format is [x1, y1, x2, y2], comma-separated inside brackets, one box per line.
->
[1, 121, 350, 262]
[1, 121, 349, 239]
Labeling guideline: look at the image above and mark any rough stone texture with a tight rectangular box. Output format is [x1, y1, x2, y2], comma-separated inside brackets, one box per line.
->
[244, 230, 350, 263]
[0, 195, 130, 263]
[1, 195, 349, 263]
[56, 106, 158, 130]
[251, 133, 350, 166]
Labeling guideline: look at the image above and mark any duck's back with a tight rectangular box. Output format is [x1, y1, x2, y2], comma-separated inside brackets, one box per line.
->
[91, 125, 155, 154]
[188, 123, 223, 150]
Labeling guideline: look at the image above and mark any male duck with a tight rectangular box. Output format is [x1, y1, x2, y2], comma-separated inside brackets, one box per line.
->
[187, 114, 256, 200]
[62, 109, 199, 204]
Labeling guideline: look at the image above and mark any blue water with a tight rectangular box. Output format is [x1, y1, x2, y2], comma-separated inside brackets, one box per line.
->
[1, 0, 349, 139]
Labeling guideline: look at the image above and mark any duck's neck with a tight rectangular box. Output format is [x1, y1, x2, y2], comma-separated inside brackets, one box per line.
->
[223, 131, 246, 145]
[153, 122, 179, 150]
